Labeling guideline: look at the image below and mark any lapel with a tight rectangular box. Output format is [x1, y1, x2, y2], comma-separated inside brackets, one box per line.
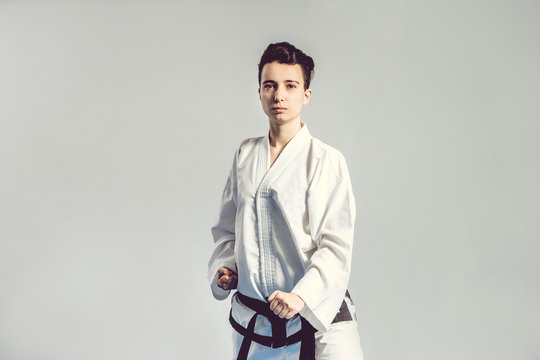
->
[255, 122, 312, 191]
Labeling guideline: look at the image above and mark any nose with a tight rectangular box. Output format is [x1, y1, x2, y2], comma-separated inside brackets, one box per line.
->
[273, 85, 285, 103]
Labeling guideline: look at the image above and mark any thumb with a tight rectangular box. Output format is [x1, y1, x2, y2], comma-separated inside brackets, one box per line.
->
[268, 290, 280, 302]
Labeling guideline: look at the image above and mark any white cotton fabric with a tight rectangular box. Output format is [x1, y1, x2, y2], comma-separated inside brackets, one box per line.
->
[208, 122, 358, 333]
[313, 295, 364, 360]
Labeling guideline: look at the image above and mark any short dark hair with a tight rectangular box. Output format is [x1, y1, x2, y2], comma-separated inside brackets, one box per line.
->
[258, 42, 315, 90]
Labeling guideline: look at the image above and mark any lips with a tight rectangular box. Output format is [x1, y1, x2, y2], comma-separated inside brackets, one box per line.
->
[272, 107, 287, 112]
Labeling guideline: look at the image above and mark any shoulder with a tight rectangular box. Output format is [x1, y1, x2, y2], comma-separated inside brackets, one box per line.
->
[238, 136, 263, 151]
[310, 137, 347, 162]
[238, 135, 264, 152]
[231, 136, 265, 161]
[309, 137, 349, 178]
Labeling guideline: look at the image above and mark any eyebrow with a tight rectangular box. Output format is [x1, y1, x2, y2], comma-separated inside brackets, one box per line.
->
[262, 80, 301, 84]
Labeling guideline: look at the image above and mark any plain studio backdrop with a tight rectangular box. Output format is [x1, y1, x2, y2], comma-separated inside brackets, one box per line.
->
[1, 1, 539, 359]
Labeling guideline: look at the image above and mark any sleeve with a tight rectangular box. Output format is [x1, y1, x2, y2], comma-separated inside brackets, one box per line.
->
[207, 150, 238, 300]
[291, 150, 356, 331]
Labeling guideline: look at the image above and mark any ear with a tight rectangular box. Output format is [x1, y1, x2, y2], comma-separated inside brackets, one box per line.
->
[303, 88, 312, 105]
[258, 87, 261, 100]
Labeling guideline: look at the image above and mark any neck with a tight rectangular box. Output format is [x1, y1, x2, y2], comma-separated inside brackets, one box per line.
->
[268, 120, 303, 148]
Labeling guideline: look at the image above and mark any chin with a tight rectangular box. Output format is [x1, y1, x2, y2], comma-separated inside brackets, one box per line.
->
[270, 115, 288, 122]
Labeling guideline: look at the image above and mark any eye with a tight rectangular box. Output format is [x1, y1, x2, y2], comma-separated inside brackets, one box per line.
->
[263, 84, 273, 89]
[287, 84, 297, 88]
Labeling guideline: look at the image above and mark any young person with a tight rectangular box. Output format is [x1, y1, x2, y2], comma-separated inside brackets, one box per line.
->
[208, 42, 363, 359]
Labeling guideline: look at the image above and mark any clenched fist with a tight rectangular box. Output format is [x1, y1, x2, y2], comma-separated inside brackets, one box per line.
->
[216, 266, 238, 291]
[268, 290, 305, 319]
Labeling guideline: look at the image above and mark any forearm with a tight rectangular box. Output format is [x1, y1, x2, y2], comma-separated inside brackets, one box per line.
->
[291, 235, 353, 331]
[207, 237, 236, 300]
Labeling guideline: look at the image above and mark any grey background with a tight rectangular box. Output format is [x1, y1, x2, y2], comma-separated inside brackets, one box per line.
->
[1, 0, 539, 359]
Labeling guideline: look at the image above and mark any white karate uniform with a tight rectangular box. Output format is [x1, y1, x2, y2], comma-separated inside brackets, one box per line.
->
[208, 123, 363, 359]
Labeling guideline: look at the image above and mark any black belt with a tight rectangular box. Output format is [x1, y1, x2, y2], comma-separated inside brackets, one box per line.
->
[230, 291, 354, 360]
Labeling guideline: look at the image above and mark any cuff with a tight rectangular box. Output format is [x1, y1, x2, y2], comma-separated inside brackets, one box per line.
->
[208, 261, 237, 301]
[292, 290, 327, 332]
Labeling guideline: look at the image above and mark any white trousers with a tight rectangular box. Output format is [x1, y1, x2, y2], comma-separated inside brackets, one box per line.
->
[230, 293, 364, 360]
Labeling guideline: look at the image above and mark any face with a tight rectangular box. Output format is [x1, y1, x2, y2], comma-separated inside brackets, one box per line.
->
[258, 61, 312, 126]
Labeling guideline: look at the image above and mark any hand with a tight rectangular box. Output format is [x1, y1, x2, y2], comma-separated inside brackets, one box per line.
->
[216, 266, 238, 291]
[268, 290, 305, 319]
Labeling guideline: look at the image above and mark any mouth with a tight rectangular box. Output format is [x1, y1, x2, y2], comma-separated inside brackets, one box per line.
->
[272, 107, 287, 112]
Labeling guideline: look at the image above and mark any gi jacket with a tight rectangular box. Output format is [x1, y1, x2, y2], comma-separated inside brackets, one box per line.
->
[208, 123, 356, 332]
